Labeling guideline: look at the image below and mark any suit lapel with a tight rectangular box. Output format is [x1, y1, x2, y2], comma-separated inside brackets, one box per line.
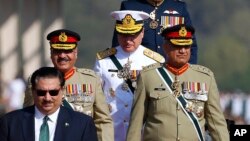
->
[54, 107, 71, 141]
[22, 106, 35, 141]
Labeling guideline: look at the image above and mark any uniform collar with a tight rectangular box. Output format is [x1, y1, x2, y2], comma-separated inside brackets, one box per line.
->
[146, 0, 164, 7]
[166, 63, 189, 75]
[64, 68, 75, 80]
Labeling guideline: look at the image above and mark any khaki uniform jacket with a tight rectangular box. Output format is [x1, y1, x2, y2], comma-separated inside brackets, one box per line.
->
[23, 68, 114, 141]
[126, 63, 229, 141]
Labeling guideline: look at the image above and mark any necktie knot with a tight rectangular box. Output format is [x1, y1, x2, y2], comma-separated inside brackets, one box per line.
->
[43, 116, 49, 123]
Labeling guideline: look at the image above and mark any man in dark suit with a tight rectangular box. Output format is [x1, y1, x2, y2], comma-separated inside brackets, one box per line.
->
[0, 67, 98, 141]
[112, 0, 198, 64]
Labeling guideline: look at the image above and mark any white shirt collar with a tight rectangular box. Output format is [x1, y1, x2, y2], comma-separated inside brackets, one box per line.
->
[34, 106, 60, 123]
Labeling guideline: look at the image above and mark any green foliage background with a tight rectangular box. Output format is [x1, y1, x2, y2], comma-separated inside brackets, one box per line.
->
[63, 0, 250, 93]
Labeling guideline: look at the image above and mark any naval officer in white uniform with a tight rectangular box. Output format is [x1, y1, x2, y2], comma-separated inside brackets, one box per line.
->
[94, 10, 165, 141]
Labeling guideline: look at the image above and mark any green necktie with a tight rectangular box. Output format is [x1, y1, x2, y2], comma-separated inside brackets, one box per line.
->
[39, 116, 50, 141]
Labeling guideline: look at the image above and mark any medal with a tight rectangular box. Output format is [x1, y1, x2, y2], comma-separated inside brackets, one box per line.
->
[149, 10, 156, 20]
[122, 82, 129, 91]
[171, 76, 181, 97]
[150, 20, 158, 29]
[117, 58, 132, 80]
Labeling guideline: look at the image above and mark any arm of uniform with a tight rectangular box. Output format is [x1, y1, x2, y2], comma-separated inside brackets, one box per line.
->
[93, 74, 114, 141]
[126, 73, 148, 141]
[205, 70, 229, 141]
[181, 1, 198, 64]
[23, 76, 34, 107]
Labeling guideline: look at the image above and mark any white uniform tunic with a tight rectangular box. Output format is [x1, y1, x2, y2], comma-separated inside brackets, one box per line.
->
[94, 45, 164, 141]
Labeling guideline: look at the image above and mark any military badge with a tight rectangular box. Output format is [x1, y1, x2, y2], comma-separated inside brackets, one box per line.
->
[150, 20, 158, 29]
[182, 81, 208, 101]
[160, 16, 184, 28]
[195, 106, 204, 118]
[59, 32, 68, 42]
[185, 101, 194, 112]
[117, 58, 132, 80]
[171, 76, 181, 97]
[149, 9, 156, 20]
[122, 83, 129, 92]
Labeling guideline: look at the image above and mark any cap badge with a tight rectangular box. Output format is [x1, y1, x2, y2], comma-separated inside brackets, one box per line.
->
[179, 27, 187, 37]
[59, 32, 68, 42]
[122, 14, 136, 27]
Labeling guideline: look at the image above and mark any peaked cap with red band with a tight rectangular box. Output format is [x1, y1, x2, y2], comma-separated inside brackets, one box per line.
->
[161, 24, 195, 46]
[47, 29, 81, 50]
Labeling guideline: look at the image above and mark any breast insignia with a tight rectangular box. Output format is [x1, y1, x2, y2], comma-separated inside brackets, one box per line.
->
[96, 48, 117, 60]
[143, 48, 165, 63]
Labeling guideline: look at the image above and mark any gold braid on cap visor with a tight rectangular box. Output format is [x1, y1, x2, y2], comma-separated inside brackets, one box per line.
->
[170, 39, 193, 46]
[116, 24, 143, 34]
[51, 43, 77, 50]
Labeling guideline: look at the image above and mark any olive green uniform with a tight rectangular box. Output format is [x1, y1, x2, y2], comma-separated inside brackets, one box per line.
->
[23, 68, 114, 141]
[126, 63, 229, 141]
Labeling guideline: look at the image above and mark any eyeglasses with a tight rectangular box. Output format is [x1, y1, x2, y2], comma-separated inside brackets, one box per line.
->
[36, 89, 61, 96]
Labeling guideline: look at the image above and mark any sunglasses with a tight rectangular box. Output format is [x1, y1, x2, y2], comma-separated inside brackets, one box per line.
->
[36, 89, 61, 96]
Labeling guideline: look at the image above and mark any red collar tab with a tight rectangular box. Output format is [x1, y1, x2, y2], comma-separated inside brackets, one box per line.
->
[64, 68, 75, 80]
[166, 63, 189, 75]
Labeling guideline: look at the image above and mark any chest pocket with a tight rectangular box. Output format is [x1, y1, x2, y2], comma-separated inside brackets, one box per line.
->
[148, 90, 174, 113]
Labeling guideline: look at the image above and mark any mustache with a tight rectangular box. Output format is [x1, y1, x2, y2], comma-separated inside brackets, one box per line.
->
[57, 57, 70, 62]
[42, 100, 53, 104]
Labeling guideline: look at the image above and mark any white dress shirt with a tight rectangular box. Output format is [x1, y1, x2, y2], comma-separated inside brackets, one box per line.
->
[35, 107, 60, 141]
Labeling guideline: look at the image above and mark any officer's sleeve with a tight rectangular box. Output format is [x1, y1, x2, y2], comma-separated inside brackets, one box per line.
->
[182, 2, 198, 64]
[126, 73, 147, 141]
[93, 75, 114, 141]
[205, 75, 229, 141]
[23, 76, 34, 107]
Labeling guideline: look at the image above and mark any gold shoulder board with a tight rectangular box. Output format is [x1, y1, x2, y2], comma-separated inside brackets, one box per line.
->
[76, 68, 97, 77]
[190, 64, 213, 76]
[143, 48, 165, 63]
[96, 48, 117, 60]
[142, 63, 162, 72]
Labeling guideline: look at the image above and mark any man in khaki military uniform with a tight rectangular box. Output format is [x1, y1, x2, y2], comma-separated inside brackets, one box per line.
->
[126, 24, 229, 141]
[23, 29, 114, 141]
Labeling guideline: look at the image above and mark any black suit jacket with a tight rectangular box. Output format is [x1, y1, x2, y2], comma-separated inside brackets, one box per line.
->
[0, 106, 98, 141]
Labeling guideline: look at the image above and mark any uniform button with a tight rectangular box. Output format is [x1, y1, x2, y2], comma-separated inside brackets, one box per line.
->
[156, 19, 159, 21]
[124, 120, 127, 122]
[157, 32, 160, 35]
[177, 138, 180, 141]
[177, 107, 180, 110]
[157, 96, 161, 99]
[125, 104, 128, 107]
[157, 46, 160, 48]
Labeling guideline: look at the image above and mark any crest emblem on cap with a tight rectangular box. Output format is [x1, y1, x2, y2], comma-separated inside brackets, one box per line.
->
[122, 14, 136, 28]
[179, 27, 187, 37]
[59, 32, 68, 42]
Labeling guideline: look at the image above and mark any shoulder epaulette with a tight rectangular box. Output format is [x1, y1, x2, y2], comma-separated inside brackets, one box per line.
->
[142, 63, 162, 72]
[96, 48, 117, 60]
[143, 48, 165, 63]
[190, 64, 214, 76]
[76, 68, 97, 77]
